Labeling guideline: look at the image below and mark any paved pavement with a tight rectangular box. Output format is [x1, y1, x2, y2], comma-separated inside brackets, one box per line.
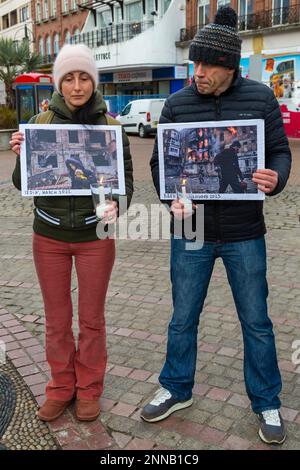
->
[0, 136, 300, 450]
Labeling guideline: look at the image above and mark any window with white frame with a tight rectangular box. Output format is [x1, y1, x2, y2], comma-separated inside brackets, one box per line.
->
[65, 30, 71, 43]
[126, 1, 143, 22]
[20, 5, 29, 22]
[36, 1, 41, 21]
[217, 0, 231, 6]
[146, 0, 154, 17]
[62, 0, 69, 13]
[238, 0, 254, 30]
[198, 0, 210, 26]
[54, 33, 59, 54]
[273, 0, 289, 25]
[239, 0, 254, 17]
[51, 0, 57, 16]
[46, 35, 51, 57]
[44, 0, 49, 19]
[98, 9, 112, 27]
[39, 37, 44, 56]
[73, 27, 80, 43]
[162, 0, 171, 14]
[71, 0, 77, 10]
[114, 5, 122, 23]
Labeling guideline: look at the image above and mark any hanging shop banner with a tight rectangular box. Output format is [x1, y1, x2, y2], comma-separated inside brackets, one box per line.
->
[262, 54, 300, 138]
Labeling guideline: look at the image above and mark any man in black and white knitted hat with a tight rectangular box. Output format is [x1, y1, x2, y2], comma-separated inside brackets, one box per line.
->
[143, 5, 291, 446]
[189, 6, 242, 96]
[189, 5, 242, 71]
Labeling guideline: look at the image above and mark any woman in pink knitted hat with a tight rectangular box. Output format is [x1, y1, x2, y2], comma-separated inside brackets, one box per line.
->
[10, 44, 133, 423]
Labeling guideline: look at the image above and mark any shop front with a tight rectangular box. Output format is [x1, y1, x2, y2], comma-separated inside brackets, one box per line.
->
[262, 53, 300, 139]
[99, 66, 187, 114]
[188, 55, 300, 139]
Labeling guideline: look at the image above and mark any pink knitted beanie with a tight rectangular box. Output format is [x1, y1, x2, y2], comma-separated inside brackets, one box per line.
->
[53, 44, 98, 93]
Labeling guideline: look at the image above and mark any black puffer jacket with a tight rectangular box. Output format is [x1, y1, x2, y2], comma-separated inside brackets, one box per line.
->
[150, 75, 291, 242]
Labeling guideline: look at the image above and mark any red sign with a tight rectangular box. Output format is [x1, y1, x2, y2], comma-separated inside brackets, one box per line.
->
[280, 103, 300, 138]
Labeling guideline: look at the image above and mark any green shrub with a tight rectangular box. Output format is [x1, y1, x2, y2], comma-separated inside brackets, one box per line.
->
[0, 106, 17, 129]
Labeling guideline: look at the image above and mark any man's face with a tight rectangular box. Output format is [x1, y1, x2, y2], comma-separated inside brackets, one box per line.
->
[194, 62, 235, 96]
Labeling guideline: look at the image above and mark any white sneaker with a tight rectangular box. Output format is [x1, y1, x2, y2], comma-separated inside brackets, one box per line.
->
[140, 387, 193, 423]
[258, 409, 286, 444]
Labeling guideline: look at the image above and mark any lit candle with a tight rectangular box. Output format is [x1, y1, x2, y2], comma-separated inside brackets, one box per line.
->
[99, 182, 105, 206]
[179, 179, 193, 213]
[96, 177, 107, 219]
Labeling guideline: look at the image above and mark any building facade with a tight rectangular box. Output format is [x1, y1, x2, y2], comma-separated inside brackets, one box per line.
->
[32, 0, 89, 72]
[0, 0, 32, 43]
[71, 0, 187, 97]
[30, 0, 187, 96]
[0, 0, 33, 102]
[3, 1, 299, 133]
[178, 0, 300, 137]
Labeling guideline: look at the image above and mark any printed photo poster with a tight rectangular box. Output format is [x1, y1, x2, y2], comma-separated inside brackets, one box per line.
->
[262, 54, 300, 138]
[19, 124, 125, 196]
[240, 57, 250, 79]
[157, 120, 265, 201]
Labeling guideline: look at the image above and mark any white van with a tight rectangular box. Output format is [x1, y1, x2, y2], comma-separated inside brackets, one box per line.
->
[116, 98, 165, 138]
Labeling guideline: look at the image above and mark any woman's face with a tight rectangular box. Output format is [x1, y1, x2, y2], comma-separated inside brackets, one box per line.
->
[61, 71, 94, 111]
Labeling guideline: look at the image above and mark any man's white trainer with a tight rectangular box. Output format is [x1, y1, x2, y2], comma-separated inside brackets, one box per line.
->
[140, 387, 193, 423]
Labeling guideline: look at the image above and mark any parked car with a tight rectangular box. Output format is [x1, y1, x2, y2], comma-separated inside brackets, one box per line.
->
[116, 98, 165, 138]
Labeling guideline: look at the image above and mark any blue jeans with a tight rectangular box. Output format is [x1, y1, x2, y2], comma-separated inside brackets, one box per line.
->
[159, 236, 282, 414]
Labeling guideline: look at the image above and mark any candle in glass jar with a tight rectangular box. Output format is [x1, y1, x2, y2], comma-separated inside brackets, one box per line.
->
[96, 178, 106, 219]
[179, 181, 192, 213]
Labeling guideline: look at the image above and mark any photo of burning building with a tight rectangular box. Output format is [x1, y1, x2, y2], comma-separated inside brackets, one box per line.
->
[159, 121, 264, 200]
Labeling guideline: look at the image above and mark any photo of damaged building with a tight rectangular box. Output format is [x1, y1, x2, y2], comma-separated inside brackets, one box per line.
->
[25, 127, 118, 190]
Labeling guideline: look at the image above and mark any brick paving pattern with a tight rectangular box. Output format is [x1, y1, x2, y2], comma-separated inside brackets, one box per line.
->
[0, 137, 300, 450]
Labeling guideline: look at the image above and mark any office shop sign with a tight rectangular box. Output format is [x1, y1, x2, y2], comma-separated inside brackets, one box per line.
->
[113, 70, 152, 83]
